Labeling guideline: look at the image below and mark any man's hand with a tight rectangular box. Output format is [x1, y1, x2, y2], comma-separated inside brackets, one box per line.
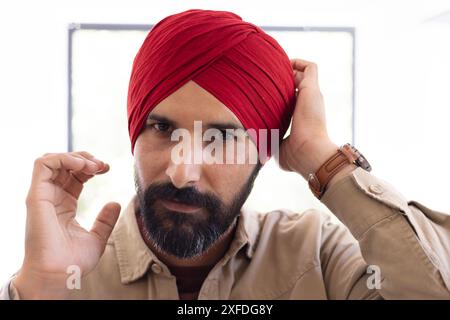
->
[13, 152, 121, 299]
[278, 59, 348, 180]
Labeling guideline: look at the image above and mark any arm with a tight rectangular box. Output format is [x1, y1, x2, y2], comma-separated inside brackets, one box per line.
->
[321, 167, 450, 299]
[279, 58, 450, 299]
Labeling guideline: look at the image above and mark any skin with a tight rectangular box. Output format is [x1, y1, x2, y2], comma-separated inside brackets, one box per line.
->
[13, 59, 354, 299]
[133, 80, 259, 267]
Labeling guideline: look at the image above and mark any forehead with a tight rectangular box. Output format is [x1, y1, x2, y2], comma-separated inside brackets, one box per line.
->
[150, 80, 243, 126]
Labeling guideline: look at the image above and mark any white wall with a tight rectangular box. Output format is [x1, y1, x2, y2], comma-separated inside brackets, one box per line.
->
[1, 0, 449, 281]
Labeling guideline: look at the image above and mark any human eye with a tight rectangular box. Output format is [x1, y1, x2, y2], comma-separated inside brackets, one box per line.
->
[148, 121, 172, 134]
[218, 129, 236, 141]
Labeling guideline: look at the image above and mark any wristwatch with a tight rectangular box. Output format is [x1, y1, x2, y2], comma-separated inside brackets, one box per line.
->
[308, 143, 371, 199]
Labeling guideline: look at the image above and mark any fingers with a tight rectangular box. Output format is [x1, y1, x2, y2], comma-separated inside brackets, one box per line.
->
[74, 151, 108, 174]
[293, 70, 303, 89]
[52, 168, 100, 199]
[70, 162, 110, 185]
[291, 58, 307, 71]
[90, 202, 121, 250]
[290, 58, 319, 90]
[31, 152, 108, 185]
[290, 58, 315, 72]
[290, 58, 318, 76]
[28, 152, 111, 202]
[62, 172, 85, 199]
[63, 154, 110, 198]
[32, 153, 97, 185]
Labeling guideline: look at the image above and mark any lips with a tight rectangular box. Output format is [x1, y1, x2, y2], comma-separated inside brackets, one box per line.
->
[160, 199, 202, 213]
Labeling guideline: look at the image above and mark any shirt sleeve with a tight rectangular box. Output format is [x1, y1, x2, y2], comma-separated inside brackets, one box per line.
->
[320, 167, 450, 299]
[0, 276, 20, 300]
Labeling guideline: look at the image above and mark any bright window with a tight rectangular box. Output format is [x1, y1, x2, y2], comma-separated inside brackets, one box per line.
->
[69, 25, 354, 225]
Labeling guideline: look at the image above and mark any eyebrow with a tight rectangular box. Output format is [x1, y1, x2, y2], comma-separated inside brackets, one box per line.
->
[147, 114, 179, 127]
[147, 114, 245, 131]
[206, 122, 245, 131]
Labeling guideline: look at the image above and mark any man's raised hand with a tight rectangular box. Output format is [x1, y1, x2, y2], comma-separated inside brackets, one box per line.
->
[13, 152, 121, 299]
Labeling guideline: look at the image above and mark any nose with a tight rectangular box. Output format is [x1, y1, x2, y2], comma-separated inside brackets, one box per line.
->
[165, 141, 202, 189]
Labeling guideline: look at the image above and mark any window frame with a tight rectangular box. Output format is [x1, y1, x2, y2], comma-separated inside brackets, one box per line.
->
[67, 23, 356, 151]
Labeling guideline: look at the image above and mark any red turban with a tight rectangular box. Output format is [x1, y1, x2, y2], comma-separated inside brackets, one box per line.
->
[127, 9, 296, 159]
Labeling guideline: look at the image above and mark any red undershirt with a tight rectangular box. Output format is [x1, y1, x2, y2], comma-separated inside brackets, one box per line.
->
[166, 264, 215, 300]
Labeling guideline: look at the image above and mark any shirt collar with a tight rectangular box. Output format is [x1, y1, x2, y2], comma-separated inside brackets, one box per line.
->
[237, 207, 261, 259]
[112, 197, 261, 284]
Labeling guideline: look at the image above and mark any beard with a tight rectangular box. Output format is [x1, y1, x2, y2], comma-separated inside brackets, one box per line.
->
[134, 163, 261, 259]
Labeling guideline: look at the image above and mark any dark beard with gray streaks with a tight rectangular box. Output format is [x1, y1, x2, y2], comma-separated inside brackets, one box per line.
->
[135, 163, 261, 259]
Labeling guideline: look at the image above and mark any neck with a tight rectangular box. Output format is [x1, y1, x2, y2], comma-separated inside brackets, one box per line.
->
[135, 207, 237, 268]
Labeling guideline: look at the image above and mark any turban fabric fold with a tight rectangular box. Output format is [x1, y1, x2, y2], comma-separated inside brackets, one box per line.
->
[127, 9, 296, 158]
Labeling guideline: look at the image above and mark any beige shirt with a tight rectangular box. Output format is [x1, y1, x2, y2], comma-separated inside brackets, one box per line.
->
[2, 168, 450, 299]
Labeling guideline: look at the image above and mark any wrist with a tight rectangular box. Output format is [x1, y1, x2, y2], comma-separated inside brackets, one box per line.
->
[288, 139, 340, 179]
[13, 268, 70, 299]
[306, 142, 364, 199]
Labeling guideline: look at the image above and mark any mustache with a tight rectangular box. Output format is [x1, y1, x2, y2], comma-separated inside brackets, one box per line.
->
[140, 182, 222, 211]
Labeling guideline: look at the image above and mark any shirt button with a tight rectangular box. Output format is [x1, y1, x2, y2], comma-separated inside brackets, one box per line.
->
[369, 184, 384, 195]
[151, 263, 162, 274]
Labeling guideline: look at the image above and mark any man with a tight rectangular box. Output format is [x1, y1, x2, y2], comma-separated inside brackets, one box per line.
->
[2, 9, 449, 300]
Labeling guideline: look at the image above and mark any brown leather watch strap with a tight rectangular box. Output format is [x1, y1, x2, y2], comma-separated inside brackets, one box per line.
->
[308, 144, 371, 199]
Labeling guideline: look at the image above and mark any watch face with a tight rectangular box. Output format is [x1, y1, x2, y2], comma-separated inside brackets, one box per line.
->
[347, 144, 372, 172]
[355, 153, 372, 171]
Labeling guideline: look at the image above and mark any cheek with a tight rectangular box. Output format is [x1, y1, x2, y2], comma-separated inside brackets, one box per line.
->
[204, 163, 255, 204]
[134, 132, 171, 185]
